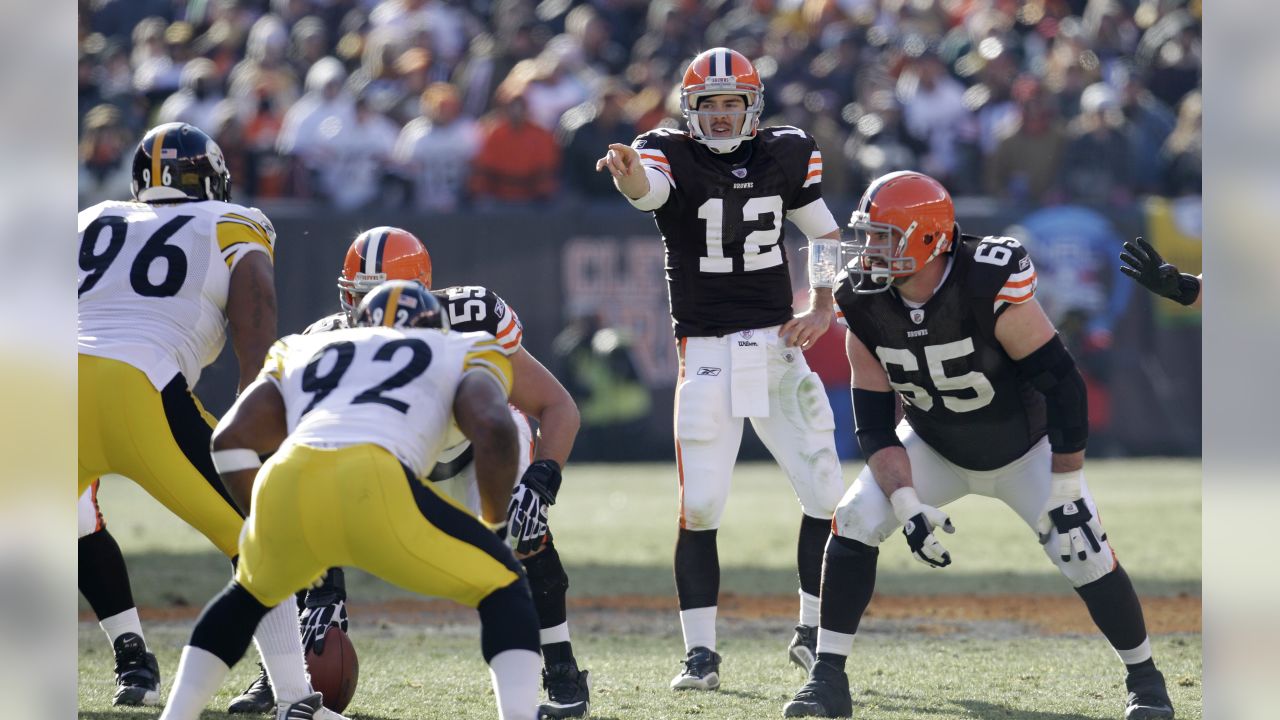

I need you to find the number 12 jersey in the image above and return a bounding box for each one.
[631,126,828,338]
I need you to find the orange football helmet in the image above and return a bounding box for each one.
[680,48,764,153]
[846,171,955,293]
[337,226,433,319]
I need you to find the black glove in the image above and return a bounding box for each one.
[1119,237,1201,306]
[300,568,348,655]
[506,460,561,555]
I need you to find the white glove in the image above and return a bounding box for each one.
[890,487,955,568]
[1036,471,1107,562]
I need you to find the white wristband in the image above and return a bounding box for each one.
[807,238,841,288]
[889,486,924,524]
[1048,470,1083,505]
[211,448,262,474]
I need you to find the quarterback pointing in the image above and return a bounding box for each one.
[782,171,1174,719]
[160,282,542,720]
[598,47,846,690]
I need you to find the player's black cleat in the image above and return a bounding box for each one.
[670,646,721,690]
[783,659,853,718]
[788,624,817,672]
[539,660,591,718]
[228,662,275,714]
[274,691,324,720]
[111,632,161,706]
[1125,666,1175,719]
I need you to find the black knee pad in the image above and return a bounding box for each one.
[828,534,879,559]
[477,578,541,662]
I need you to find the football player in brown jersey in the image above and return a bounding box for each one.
[782,171,1174,720]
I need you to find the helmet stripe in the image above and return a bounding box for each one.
[365,228,388,275]
[859,172,898,214]
[724,49,733,76]
[149,128,166,188]
[383,284,403,327]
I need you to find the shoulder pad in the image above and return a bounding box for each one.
[631,128,688,151]
[758,125,815,148]
[962,236,1038,314]
[301,312,349,335]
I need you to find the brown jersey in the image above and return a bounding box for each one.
[837,235,1046,470]
[631,126,826,338]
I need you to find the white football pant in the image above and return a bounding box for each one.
[832,426,1117,587]
[675,327,844,530]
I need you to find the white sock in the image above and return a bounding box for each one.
[799,590,821,627]
[253,601,312,702]
[540,621,571,646]
[488,648,541,720]
[816,628,854,657]
[101,607,145,647]
[1116,637,1153,666]
[159,646,229,720]
[679,606,717,652]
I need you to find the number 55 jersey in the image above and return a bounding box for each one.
[836,235,1047,471]
[259,327,512,478]
[78,199,276,390]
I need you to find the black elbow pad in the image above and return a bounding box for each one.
[1015,335,1088,453]
[852,388,902,459]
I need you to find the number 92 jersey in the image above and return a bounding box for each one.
[631,126,827,338]
[259,327,512,479]
[77,199,276,390]
[836,235,1047,471]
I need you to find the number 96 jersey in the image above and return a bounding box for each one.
[77,199,276,390]
[259,327,512,478]
[836,235,1047,471]
[631,126,828,338]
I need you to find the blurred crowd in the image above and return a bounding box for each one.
[78,0,1201,211]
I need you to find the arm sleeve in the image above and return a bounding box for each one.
[626,165,673,211]
[988,241,1038,318]
[217,207,277,271]
[257,338,290,386]
[788,135,825,209]
[463,339,515,397]
[786,197,840,239]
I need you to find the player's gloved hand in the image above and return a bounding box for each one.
[1119,237,1201,306]
[300,568,348,655]
[1035,471,1108,562]
[890,487,955,568]
[506,460,562,555]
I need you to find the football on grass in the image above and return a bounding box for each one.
[305,626,359,712]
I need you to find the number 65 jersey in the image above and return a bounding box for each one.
[260,327,513,479]
[836,235,1048,471]
[77,199,276,390]
[631,126,833,338]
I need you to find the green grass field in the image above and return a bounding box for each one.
[79,459,1202,719]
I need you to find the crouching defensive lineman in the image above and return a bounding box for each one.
[160,282,542,720]
[229,227,589,718]
[783,172,1174,719]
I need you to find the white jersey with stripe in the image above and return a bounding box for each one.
[260,327,512,478]
[78,199,276,390]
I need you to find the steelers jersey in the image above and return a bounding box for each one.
[836,235,1046,471]
[260,327,512,478]
[303,285,523,356]
[631,126,827,338]
[78,199,276,390]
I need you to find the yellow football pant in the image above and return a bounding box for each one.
[236,443,522,607]
[78,354,243,557]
